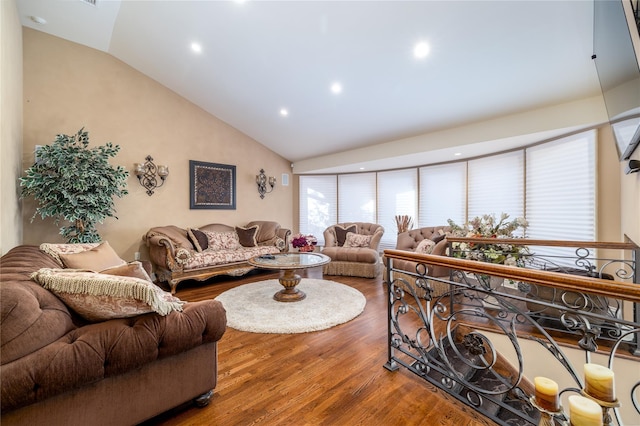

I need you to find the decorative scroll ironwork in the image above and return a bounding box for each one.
[133,155,169,196]
[384,244,639,426]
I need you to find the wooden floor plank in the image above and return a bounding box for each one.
[143,268,497,426]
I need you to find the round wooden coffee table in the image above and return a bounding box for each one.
[248,252,331,302]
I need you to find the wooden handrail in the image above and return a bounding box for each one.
[445,237,638,251]
[383,249,640,303]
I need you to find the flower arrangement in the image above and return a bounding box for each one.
[291,233,317,252]
[447,213,529,265]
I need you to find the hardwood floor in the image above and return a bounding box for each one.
[143,268,497,426]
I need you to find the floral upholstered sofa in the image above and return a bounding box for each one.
[143,221,291,293]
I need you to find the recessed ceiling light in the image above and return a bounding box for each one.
[331,82,342,94]
[359,167,365,170]
[29,16,47,25]
[413,41,430,59]
[191,43,202,53]
[454,152,462,156]
[280,108,289,117]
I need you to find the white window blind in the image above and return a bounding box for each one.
[377,169,418,250]
[468,150,525,228]
[338,173,376,223]
[526,131,596,264]
[419,163,466,227]
[299,175,337,246]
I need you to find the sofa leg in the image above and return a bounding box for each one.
[169,280,178,295]
[193,390,214,407]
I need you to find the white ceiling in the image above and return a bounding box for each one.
[17,0,603,173]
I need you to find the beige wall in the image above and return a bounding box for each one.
[620,147,640,245]
[597,125,623,243]
[22,28,293,261]
[0,0,23,255]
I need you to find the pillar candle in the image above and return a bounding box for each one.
[584,363,615,402]
[534,376,560,412]
[568,395,603,426]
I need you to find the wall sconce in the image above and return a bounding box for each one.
[256,168,276,198]
[133,155,169,196]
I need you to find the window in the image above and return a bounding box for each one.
[526,131,596,263]
[377,169,417,250]
[299,175,337,245]
[468,150,525,231]
[297,130,597,257]
[338,173,376,223]
[419,163,466,227]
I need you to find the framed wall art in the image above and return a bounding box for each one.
[189,160,236,209]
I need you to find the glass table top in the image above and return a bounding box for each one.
[248,252,331,269]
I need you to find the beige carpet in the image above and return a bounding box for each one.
[214,278,366,334]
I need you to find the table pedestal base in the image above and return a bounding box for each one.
[274,270,306,302]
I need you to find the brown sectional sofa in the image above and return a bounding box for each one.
[0,245,227,426]
[384,226,452,297]
[144,221,291,294]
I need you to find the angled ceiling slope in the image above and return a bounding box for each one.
[18,0,605,173]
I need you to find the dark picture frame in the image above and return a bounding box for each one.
[189,160,236,209]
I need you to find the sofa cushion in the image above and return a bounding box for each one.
[203,231,242,251]
[182,246,279,270]
[58,242,126,271]
[415,239,436,254]
[39,242,101,266]
[235,225,259,247]
[334,225,357,246]
[343,232,372,248]
[322,246,379,263]
[187,228,209,252]
[0,281,75,365]
[30,268,184,322]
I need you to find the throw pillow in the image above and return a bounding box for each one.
[432,233,447,244]
[187,228,209,252]
[235,225,259,247]
[30,268,184,322]
[343,232,372,248]
[101,261,153,282]
[334,225,357,246]
[203,231,242,251]
[274,237,286,251]
[58,242,126,271]
[415,239,436,254]
[39,242,101,266]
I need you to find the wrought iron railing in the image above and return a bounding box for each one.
[383,240,640,426]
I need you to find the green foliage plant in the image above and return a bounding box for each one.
[20,128,128,243]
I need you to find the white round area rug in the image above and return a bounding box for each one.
[214,279,366,334]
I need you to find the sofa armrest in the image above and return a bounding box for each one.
[323,227,337,247]
[0,300,226,412]
[276,228,291,252]
[143,227,194,272]
[368,228,384,251]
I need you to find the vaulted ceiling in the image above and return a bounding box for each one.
[17,0,603,173]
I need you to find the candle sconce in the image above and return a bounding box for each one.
[579,389,619,426]
[256,168,276,199]
[530,396,567,426]
[133,155,169,196]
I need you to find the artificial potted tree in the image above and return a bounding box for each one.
[20,128,128,243]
